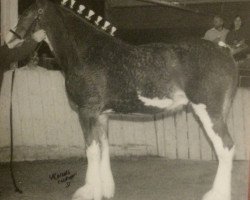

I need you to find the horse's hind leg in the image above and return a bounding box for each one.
[192,103,234,200]
[72,109,114,200]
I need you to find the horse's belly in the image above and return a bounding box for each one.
[137,89,189,112]
[138,95,173,109]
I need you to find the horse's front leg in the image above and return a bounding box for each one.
[72,108,102,200]
[72,109,114,200]
[99,115,115,199]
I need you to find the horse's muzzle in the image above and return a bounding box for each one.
[5,30,24,49]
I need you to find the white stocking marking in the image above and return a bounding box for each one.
[100,135,115,199]
[72,141,102,200]
[98,114,115,199]
[192,103,234,200]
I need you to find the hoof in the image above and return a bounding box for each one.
[72,184,102,200]
[202,190,230,200]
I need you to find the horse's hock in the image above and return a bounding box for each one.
[0,66,249,162]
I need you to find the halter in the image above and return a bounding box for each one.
[10,8,44,40]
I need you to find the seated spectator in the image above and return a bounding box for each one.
[203,15,229,44]
[226,15,248,59]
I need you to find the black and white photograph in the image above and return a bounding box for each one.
[0,0,249,200]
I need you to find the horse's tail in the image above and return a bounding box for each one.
[221,56,238,121]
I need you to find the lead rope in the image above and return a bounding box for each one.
[9,68,23,194]
[8,9,44,193]
[9,41,43,194]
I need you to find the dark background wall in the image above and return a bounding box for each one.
[17,0,250,46]
[106,2,250,44]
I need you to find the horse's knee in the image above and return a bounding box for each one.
[78,109,100,146]
[78,108,109,146]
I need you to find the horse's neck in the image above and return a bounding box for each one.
[68,18,134,56]
[46,26,82,73]
[46,11,136,73]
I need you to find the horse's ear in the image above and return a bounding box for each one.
[36,0,48,8]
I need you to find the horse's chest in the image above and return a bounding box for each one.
[65,70,106,107]
[65,73,83,92]
[64,74,84,104]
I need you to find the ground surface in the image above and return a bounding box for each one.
[0,158,248,200]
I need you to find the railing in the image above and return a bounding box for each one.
[0,67,249,162]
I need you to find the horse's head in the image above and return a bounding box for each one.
[5,0,51,49]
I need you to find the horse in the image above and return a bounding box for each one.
[6,0,238,199]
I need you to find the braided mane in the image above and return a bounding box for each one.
[60,0,117,36]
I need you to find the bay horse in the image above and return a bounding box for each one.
[6,0,238,199]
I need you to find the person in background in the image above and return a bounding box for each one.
[226,15,248,48]
[226,15,249,60]
[203,15,229,44]
[0,29,46,91]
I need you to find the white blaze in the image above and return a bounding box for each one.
[5,27,24,49]
[44,34,54,52]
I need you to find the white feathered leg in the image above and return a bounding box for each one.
[192,103,234,200]
[72,141,102,200]
[98,114,115,199]
[100,134,115,198]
